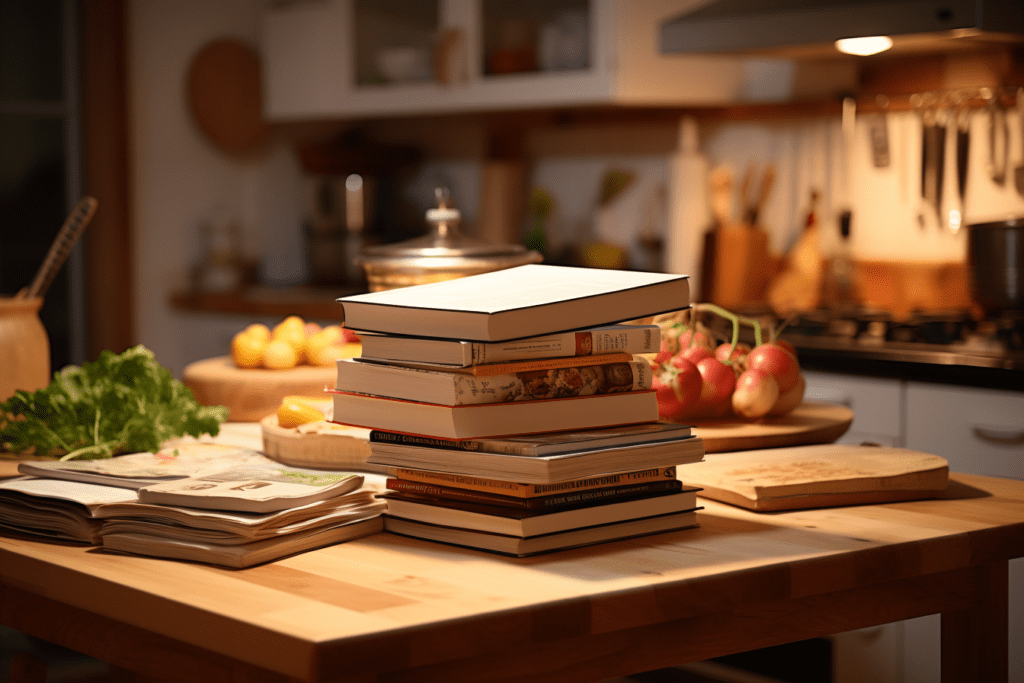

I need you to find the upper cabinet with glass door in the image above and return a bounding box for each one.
[261,0,847,120]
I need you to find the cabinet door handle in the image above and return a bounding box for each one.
[971,425,1024,445]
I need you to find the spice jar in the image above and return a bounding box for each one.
[356,188,542,292]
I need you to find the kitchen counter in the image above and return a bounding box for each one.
[1,469,1022,682]
[788,333,1024,391]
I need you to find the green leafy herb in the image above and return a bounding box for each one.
[0,345,229,460]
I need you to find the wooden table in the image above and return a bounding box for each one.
[0,466,1021,682]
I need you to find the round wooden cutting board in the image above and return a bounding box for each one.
[260,415,386,473]
[688,401,854,453]
[182,356,336,422]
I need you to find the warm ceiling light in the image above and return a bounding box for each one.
[835,36,894,55]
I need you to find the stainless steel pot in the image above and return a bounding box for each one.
[966,217,1024,316]
[355,188,542,291]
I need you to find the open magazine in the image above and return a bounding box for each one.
[17,444,277,490]
[1,444,388,566]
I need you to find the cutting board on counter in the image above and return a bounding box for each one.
[688,401,853,453]
[182,356,335,422]
[260,415,386,473]
[680,444,949,511]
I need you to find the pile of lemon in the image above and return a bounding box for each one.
[230,315,360,369]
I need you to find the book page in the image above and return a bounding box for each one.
[20,444,275,481]
[341,265,682,313]
[0,478,138,511]
[138,467,364,509]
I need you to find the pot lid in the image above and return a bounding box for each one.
[357,187,542,268]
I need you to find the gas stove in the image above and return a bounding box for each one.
[775,309,1024,371]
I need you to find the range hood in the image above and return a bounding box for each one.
[660,0,1024,58]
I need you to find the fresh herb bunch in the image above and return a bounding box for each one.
[0,345,229,460]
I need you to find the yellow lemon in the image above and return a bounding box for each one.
[303,328,338,366]
[231,331,267,369]
[243,323,271,343]
[273,315,305,337]
[262,339,298,369]
[277,401,325,428]
[320,325,343,344]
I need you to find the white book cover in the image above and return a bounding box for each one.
[338,265,688,341]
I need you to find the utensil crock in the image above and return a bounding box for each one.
[0,296,50,402]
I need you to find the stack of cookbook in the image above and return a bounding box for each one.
[334,264,706,556]
[0,444,386,567]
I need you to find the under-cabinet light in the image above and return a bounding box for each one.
[835,36,894,56]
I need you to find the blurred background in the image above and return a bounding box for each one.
[1,1,1022,681]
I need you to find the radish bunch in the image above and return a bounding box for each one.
[649,304,805,421]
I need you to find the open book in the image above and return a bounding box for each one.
[17,444,277,490]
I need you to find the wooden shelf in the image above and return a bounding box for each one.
[170,286,364,321]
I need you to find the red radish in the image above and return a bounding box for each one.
[732,368,780,419]
[775,338,798,360]
[653,359,702,419]
[653,339,675,367]
[654,376,685,418]
[680,345,713,365]
[768,373,805,416]
[715,342,750,365]
[747,343,800,391]
[678,328,714,351]
[696,357,736,406]
[670,358,702,407]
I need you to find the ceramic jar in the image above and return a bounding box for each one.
[0,296,50,402]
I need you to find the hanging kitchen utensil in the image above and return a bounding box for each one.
[868,95,890,168]
[914,94,930,230]
[921,101,946,229]
[952,104,970,234]
[1015,88,1024,198]
[17,196,98,300]
[986,88,1009,186]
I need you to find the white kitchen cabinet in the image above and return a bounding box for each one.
[905,382,1024,480]
[260,0,854,121]
[803,370,905,447]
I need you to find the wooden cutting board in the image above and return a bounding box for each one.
[679,444,949,511]
[260,415,386,473]
[688,401,853,453]
[182,356,336,422]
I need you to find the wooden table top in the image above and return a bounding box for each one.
[1,469,1022,682]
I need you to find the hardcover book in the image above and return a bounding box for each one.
[330,390,660,441]
[384,478,684,511]
[368,422,692,457]
[367,436,704,483]
[384,511,700,557]
[382,467,679,498]
[337,264,689,342]
[335,357,652,406]
[357,324,660,367]
[382,489,701,537]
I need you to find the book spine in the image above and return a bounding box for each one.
[386,478,682,511]
[369,430,475,451]
[469,353,632,377]
[451,360,652,406]
[471,326,660,364]
[386,467,677,498]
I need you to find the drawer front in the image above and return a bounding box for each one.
[803,371,904,446]
[905,382,1024,480]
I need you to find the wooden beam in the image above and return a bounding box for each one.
[80,0,133,359]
